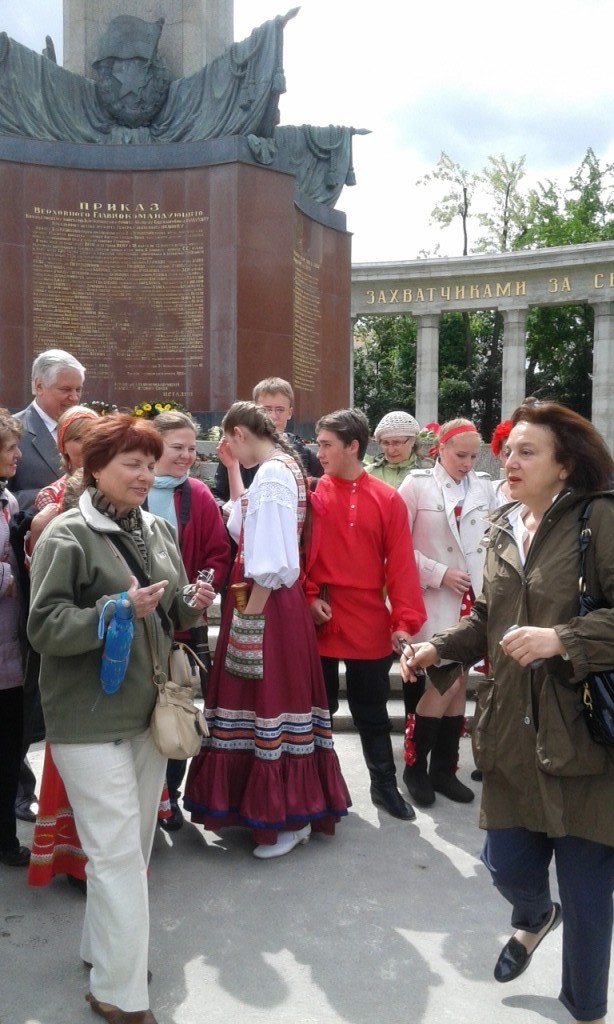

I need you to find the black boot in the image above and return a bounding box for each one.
[429,715,475,803]
[403,713,440,807]
[359,731,415,821]
[402,676,426,718]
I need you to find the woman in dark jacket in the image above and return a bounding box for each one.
[0,410,28,867]
[402,401,614,1024]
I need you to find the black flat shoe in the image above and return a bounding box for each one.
[66,873,87,895]
[14,797,38,823]
[0,844,31,866]
[159,804,184,832]
[494,902,562,982]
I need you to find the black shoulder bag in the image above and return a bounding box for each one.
[578,500,614,745]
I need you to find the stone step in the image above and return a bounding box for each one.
[204,610,481,728]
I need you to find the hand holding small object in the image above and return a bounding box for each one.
[400,640,438,683]
[500,625,564,668]
[187,568,215,609]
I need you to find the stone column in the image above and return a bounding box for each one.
[501,308,527,417]
[591,301,614,452]
[415,314,439,426]
[63,0,233,79]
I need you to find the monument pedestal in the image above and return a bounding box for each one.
[1,136,351,431]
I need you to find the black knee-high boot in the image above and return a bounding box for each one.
[403,713,440,806]
[429,715,474,803]
[359,730,415,821]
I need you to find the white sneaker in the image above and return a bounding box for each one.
[253,824,311,859]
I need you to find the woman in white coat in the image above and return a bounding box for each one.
[398,419,498,806]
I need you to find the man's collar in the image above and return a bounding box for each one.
[33,401,57,432]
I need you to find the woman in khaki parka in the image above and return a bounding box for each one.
[402,400,614,1024]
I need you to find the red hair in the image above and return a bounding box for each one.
[82,413,163,483]
[490,419,513,457]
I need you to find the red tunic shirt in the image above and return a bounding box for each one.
[305,471,426,660]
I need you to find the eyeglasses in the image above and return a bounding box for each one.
[380,437,413,448]
[260,406,290,417]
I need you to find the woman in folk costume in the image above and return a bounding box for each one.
[398,418,498,807]
[184,402,350,859]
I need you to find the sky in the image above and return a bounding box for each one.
[1,0,613,263]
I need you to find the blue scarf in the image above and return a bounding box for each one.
[149,473,189,530]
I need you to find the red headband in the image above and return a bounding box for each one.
[439,424,478,445]
[57,408,98,454]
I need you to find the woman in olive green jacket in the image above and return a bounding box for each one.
[28,414,213,1024]
[402,401,614,1024]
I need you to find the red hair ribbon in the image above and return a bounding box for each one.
[438,424,477,445]
[490,419,513,457]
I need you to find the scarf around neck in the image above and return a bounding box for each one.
[148,473,189,530]
[89,485,149,572]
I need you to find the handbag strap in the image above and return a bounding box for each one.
[171,639,209,675]
[143,617,167,688]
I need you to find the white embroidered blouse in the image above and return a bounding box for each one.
[227,459,300,589]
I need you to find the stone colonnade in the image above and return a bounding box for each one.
[351,242,614,452]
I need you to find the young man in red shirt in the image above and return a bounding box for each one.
[306,408,426,820]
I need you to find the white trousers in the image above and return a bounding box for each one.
[52,731,166,1012]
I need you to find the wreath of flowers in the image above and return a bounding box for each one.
[133,399,188,419]
[82,400,118,416]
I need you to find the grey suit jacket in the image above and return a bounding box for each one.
[8,403,62,510]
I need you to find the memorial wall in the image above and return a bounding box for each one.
[1,146,351,429]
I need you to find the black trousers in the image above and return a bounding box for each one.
[321,655,393,735]
[482,827,614,1021]
[0,686,24,850]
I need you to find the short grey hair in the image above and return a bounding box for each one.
[31,349,86,392]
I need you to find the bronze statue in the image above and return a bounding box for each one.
[0,10,367,206]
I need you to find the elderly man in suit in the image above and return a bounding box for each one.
[9,349,86,822]
[9,349,86,510]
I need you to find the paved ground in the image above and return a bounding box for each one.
[0,728,600,1024]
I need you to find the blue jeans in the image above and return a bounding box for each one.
[482,827,614,1021]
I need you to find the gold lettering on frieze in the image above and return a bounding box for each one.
[359,276,530,307]
[549,276,570,293]
[595,273,604,288]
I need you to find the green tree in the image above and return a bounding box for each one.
[353,315,417,430]
[475,154,527,253]
[520,149,614,411]
[417,151,479,257]
[520,148,614,249]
